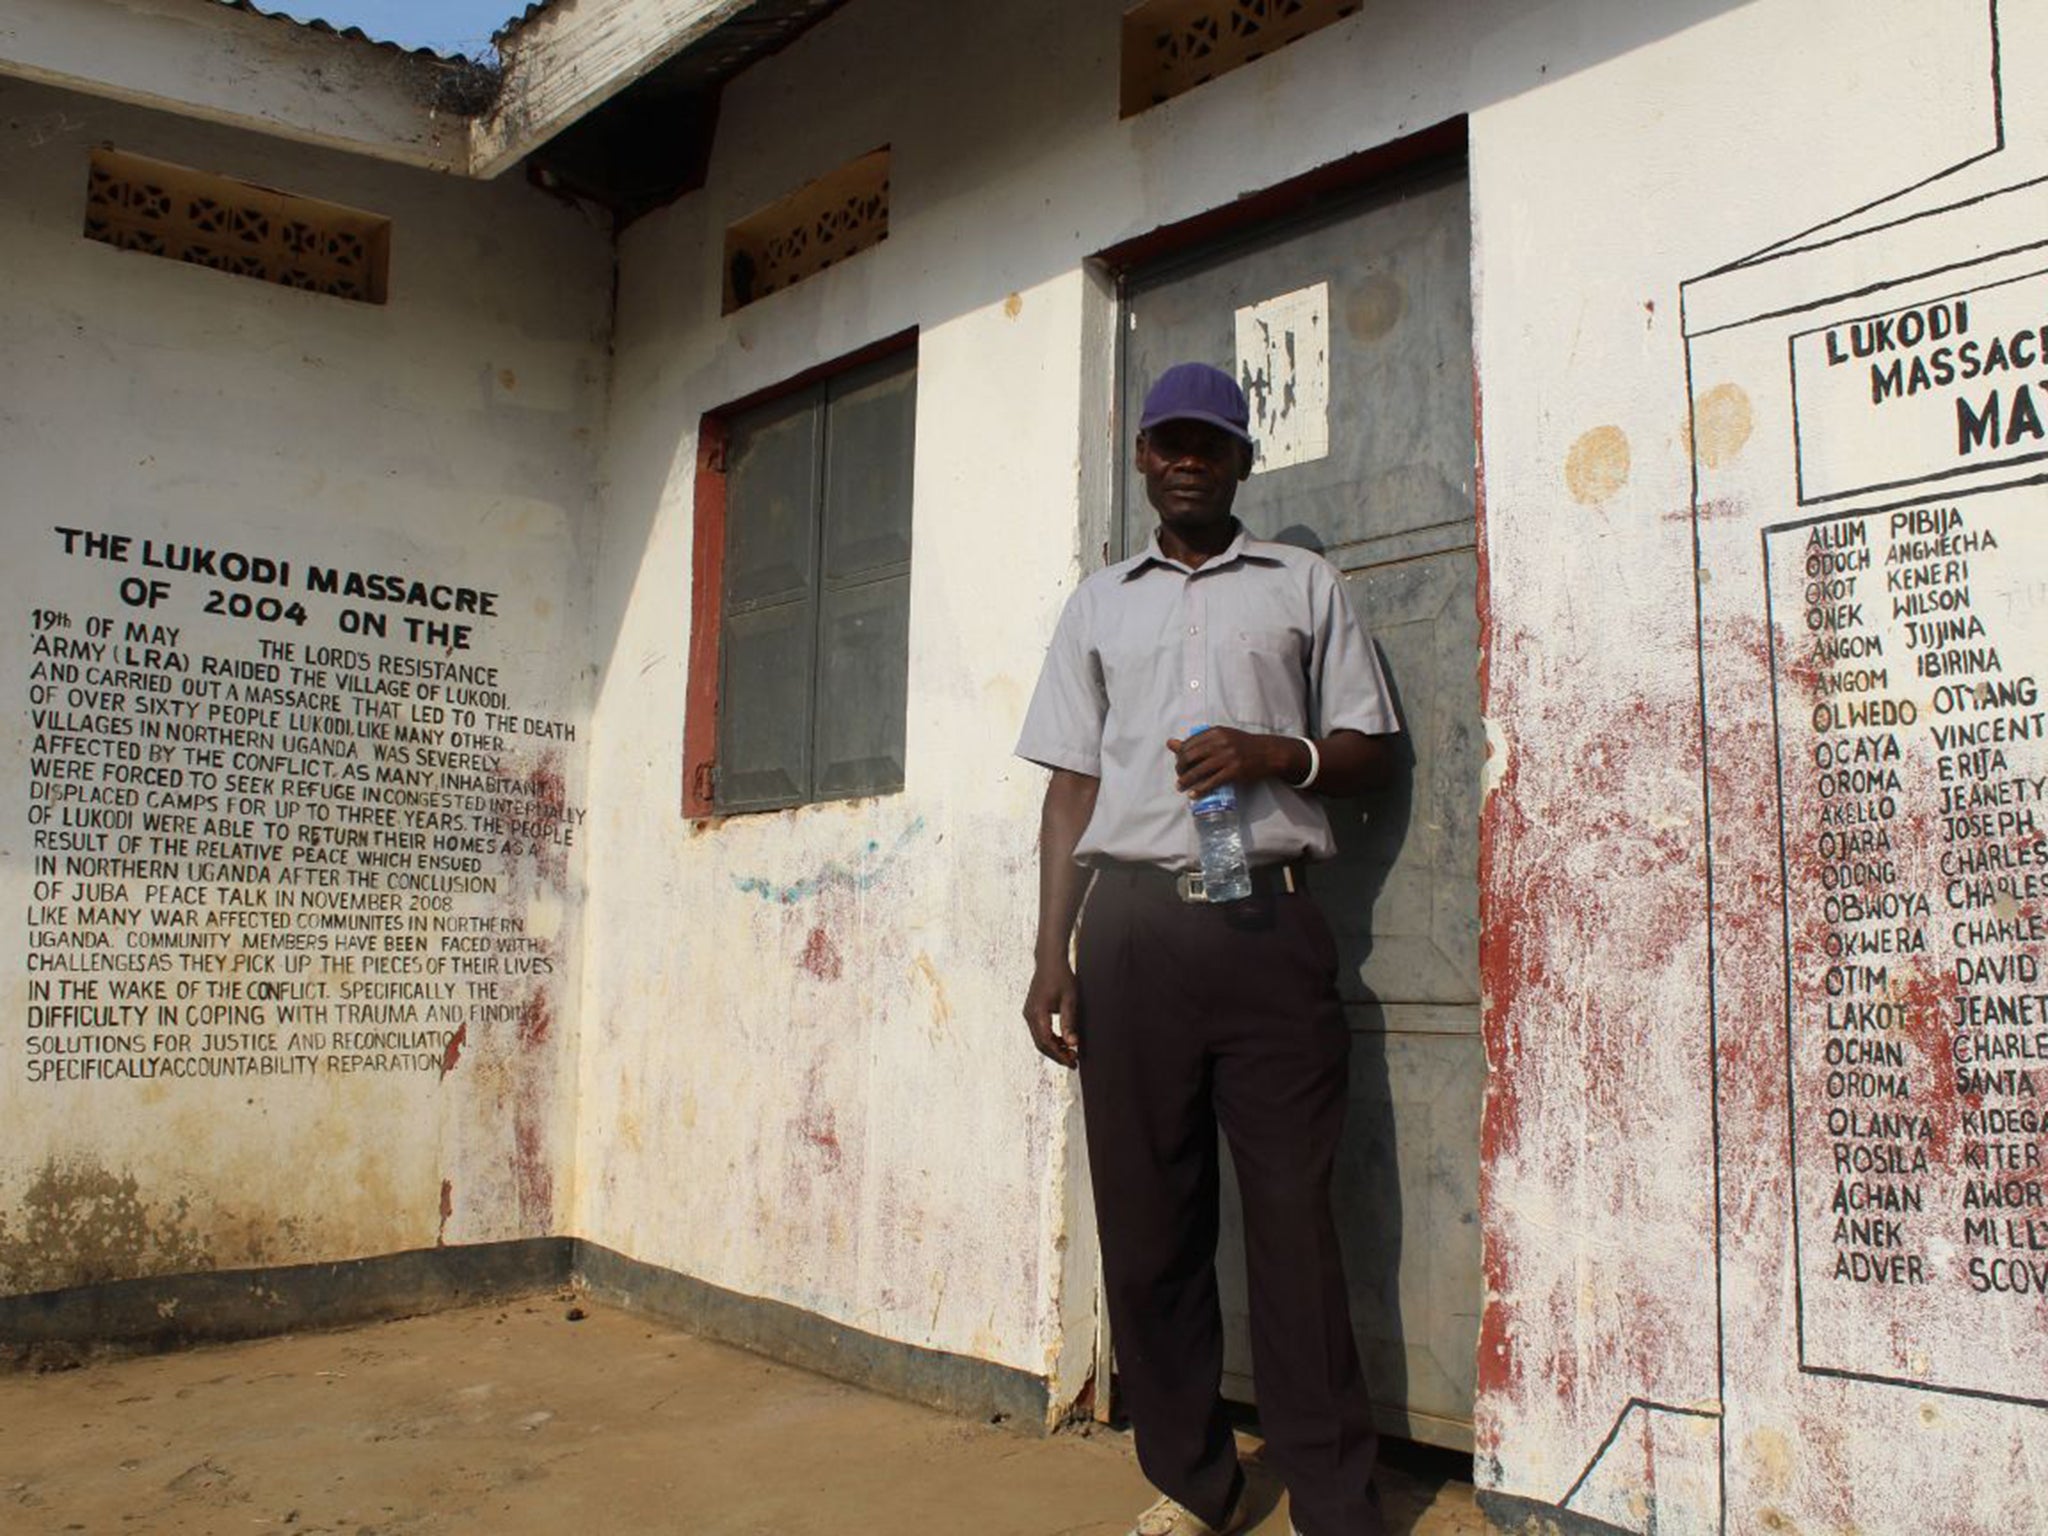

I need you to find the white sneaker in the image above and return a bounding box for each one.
[1127,1484,1250,1536]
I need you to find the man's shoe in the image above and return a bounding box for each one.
[1127,1484,1250,1536]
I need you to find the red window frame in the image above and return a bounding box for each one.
[682,328,919,819]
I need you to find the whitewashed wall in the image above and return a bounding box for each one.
[583,0,1525,1411]
[591,0,2048,1521]
[0,77,610,1291]
[8,0,2041,1523]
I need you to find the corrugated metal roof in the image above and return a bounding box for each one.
[210,0,481,65]
[199,0,841,168]
[211,1,730,68]
[207,0,508,115]
[492,1,563,46]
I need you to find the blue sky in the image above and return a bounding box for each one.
[257,1,522,59]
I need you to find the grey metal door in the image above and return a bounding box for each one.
[1118,164,1480,1450]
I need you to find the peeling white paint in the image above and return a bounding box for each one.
[1236,282,1330,474]
[1482,715,1511,797]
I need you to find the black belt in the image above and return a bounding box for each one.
[1096,861,1308,905]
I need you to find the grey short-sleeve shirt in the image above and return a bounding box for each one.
[1015,526,1399,870]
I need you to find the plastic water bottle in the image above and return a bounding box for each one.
[1187,727,1253,902]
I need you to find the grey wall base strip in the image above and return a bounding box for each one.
[0,1238,574,1364]
[1477,1490,1638,1535]
[1,1238,1053,1432]
[573,1241,1051,1428]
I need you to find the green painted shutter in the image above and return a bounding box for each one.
[714,349,916,811]
[814,354,916,798]
[717,393,821,810]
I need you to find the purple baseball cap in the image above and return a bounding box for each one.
[1139,362,1253,444]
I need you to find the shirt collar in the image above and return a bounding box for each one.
[1124,521,1277,579]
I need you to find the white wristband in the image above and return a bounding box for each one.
[1290,735,1320,791]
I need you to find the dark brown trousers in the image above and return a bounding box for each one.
[1076,868,1381,1536]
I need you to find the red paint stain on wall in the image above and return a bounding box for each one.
[523,757,572,888]
[437,1179,453,1246]
[1887,960,1962,1162]
[439,1022,467,1077]
[801,1108,843,1170]
[1474,730,1529,1415]
[509,987,557,1231]
[492,750,575,891]
[800,925,843,981]
[512,1099,554,1230]
[517,992,552,1050]
[796,1063,844,1175]
[1476,603,1719,1449]
[1471,371,1520,1429]
[523,759,569,835]
[1665,494,1743,524]
[1473,1236,1520,1405]
[461,732,567,1239]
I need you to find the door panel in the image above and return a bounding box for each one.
[1119,162,1480,1450]
[1121,170,1474,562]
[1219,1030,1483,1448]
[1321,553,1482,1010]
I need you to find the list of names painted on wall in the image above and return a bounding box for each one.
[1766,487,2048,1402]
[19,526,581,1087]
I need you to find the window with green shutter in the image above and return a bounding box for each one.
[708,349,916,813]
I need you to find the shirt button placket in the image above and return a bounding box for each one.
[1183,579,1206,719]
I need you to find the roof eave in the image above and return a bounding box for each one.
[471,0,759,180]
[0,0,472,174]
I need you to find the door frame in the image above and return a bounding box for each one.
[1083,114,1482,1437]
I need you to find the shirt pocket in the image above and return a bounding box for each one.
[1097,632,1175,718]
[1216,625,1308,732]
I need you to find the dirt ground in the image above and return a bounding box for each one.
[0,1298,1487,1535]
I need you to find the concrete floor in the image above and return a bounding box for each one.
[0,1298,1487,1535]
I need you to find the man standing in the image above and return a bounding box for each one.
[1016,363,1399,1536]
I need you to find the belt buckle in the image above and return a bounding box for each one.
[1174,871,1209,904]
